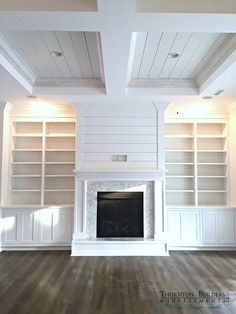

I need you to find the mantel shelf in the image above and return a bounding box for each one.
[73,169,166,181]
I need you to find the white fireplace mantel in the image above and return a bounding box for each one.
[73,169,166,181]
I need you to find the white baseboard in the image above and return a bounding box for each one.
[1,246,71,251]
[71,239,169,256]
[169,246,236,251]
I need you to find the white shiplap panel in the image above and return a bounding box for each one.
[159,33,192,78]
[39,31,72,78]
[190,33,229,79]
[26,31,64,78]
[83,143,157,153]
[85,32,101,78]
[138,32,162,78]
[84,125,157,135]
[70,32,93,78]
[149,32,177,78]
[84,134,157,144]
[3,31,50,78]
[131,32,148,78]
[85,117,157,126]
[54,32,83,78]
[179,33,221,78]
[169,33,205,78]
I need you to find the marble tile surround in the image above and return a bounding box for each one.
[86,181,154,239]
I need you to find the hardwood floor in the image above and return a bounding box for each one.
[0,251,236,314]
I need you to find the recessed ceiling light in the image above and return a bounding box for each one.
[168,52,179,59]
[27,95,37,99]
[50,51,63,58]
[202,96,213,100]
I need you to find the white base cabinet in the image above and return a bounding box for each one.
[0,207,73,250]
[168,208,236,249]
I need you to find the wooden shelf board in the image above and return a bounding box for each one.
[13,149,42,152]
[165,135,193,138]
[198,176,227,178]
[44,189,74,192]
[13,134,43,137]
[166,162,194,165]
[45,149,75,152]
[166,190,194,193]
[166,150,194,152]
[11,189,41,192]
[11,175,41,177]
[198,190,227,193]
[46,134,75,137]
[45,162,75,164]
[166,175,194,178]
[45,175,74,177]
[12,162,42,164]
[197,163,227,165]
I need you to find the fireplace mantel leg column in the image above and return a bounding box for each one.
[71,180,87,255]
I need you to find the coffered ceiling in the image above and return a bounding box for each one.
[0,0,236,105]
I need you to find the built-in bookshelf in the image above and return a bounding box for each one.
[165,121,227,207]
[10,120,76,206]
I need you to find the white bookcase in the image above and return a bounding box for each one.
[165,121,228,207]
[9,119,76,207]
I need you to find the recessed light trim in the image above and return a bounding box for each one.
[168,52,179,59]
[50,51,63,58]
[202,96,213,100]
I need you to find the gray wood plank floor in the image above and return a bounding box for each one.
[0,251,236,314]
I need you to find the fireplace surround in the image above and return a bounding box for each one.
[72,170,168,256]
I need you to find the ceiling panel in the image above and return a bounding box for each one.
[1,31,102,80]
[131,32,226,79]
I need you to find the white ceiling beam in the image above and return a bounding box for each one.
[97,0,136,97]
[0,12,101,31]
[136,0,236,14]
[0,53,32,92]
[133,13,236,33]
[198,35,236,95]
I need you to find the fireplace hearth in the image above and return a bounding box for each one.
[97,191,144,238]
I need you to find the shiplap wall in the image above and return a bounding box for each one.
[79,103,159,168]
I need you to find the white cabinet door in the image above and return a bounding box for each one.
[218,212,235,244]
[19,212,36,243]
[182,212,200,244]
[2,212,17,243]
[202,210,235,245]
[168,211,182,244]
[38,208,73,244]
[168,210,200,245]
[53,210,73,243]
[202,211,218,244]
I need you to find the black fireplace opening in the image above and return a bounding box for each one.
[97,191,144,238]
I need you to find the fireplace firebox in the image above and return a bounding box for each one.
[97,191,144,238]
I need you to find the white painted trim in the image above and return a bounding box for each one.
[128,78,199,96]
[33,79,106,95]
[74,169,166,181]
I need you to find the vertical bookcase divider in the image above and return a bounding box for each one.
[193,123,198,206]
[41,121,46,206]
